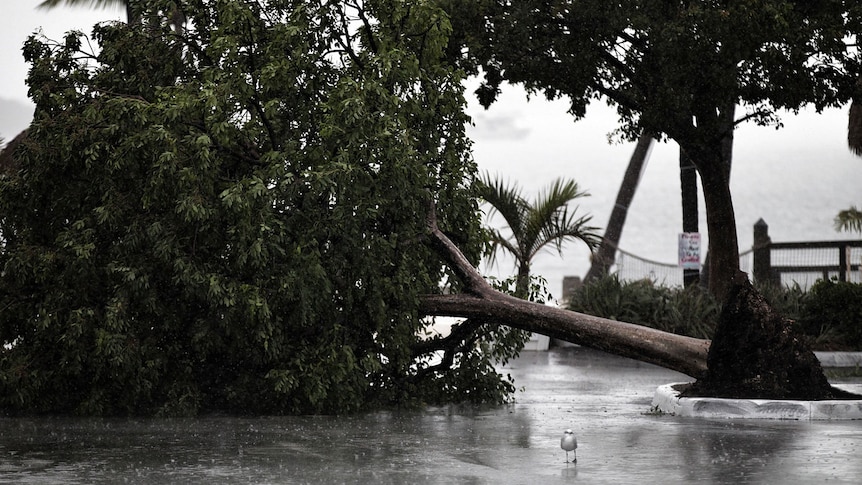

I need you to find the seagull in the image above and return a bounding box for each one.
[561,429,577,463]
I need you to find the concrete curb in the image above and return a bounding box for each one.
[815,352,862,368]
[652,382,862,420]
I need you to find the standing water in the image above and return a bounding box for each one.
[1,346,860,484]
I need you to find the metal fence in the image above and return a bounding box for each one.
[613,247,685,287]
[752,219,862,288]
[606,219,861,290]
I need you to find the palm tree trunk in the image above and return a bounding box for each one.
[515,261,531,299]
[849,76,862,156]
[126,2,136,24]
[584,133,653,282]
[680,147,699,286]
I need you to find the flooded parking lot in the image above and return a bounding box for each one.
[1,346,860,484]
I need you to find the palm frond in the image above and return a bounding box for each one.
[476,173,527,232]
[835,206,862,234]
[478,173,599,282]
[525,178,595,257]
[484,228,522,268]
[37,0,127,9]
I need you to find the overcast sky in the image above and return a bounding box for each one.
[2,2,860,293]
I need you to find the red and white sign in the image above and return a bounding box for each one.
[678,232,701,269]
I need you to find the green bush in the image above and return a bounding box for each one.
[798,280,862,350]
[753,282,807,322]
[568,275,862,350]
[567,274,719,340]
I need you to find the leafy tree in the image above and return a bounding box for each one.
[0,0,503,415]
[6,1,857,415]
[477,173,598,298]
[433,0,862,400]
[448,0,862,300]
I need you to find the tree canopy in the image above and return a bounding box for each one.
[0,0,525,415]
[446,0,862,298]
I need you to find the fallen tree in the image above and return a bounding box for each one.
[422,202,859,401]
[419,201,710,379]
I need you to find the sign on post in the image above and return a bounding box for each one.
[678,232,701,269]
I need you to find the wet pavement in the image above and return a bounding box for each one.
[1,346,860,484]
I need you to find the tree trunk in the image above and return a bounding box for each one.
[421,292,709,377]
[422,201,710,378]
[686,143,739,301]
[515,260,530,299]
[127,2,139,25]
[584,133,653,282]
[849,76,862,156]
[682,273,853,400]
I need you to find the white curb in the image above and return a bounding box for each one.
[652,382,862,420]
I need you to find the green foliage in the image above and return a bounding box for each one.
[0,0,506,415]
[448,0,862,298]
[455,1,862,139]
[568,274,719,339]
[798,280,862,350]
[569,275,862,350]
[403,275,543,407]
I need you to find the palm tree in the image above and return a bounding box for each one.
[835,206,862,234]
[38,0,136,24]
[477,173,599,299]
[584,133,653,283]
[38,1,185,29]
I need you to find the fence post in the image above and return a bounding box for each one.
[839,244,849,282]
[561,276,582,304]
[752,218,774,285]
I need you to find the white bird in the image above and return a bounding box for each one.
[561,429,577,463]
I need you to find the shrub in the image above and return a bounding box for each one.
[754,281,807,322]
[569,275,862,350]
[798,280,862,350]
[567,274,719,340]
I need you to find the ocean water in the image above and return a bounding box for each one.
[466,85,862,298]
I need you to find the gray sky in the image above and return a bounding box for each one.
[2,1,860,294]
